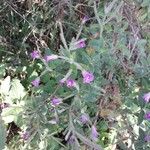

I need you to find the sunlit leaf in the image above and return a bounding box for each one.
[0,76,11,96]
[9,79,26,100]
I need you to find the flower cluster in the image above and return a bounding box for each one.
[31,71,94,88]
[30,50,58,62]
[59,71,94,89]
[30,52,59,88]
[30,49,95,88]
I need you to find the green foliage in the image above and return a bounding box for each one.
[0,117,6,150]
[0,0,150,150]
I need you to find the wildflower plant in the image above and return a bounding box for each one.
[0,0,150,150]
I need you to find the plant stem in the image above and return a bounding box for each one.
[93,1,103,38]
[58,21,70,54]
[58,56,83,70]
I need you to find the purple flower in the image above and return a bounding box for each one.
[91,125,99,142]
[82,71,94,84]
[144,112,150,120]
[30,50,40,59]
[75,39,86,49]
[144,135,150,142]
[51,98,62,107]
[44,55,58,62]
[59,79,65,85]
[143,92,150,103]
[66,79,76,88]
[82,16,89,24]
[21,131,30,141]
[80,114,89,124]
[0,103,10,109]
[68,135,75,144]
[31,78,40,87]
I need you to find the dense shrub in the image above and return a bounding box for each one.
[0,0,150,149]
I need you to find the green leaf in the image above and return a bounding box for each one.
[89,24,100,35]
[69,38,86,51]
[59,45,70,57]
[43,80,56,93]
[0,76,11,96]
[0,64,5,78]
[44,48,53,55]
[137,39,147,48]
[41,73,50,83]
[135,128,145,149]
[82,86,99,102]
[47,59,62,70]
[88,38,104,51]
[9,79,26,100]
[138,95,145,108]
[79,50,92,65]
[141,0,150,7]
[99,121,108,131]
[0,117,6,150]
[138,110,144,125]
[28,70,38,81]
[117,141,128,150]
[1,106,23,123]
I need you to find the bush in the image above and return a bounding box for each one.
[0,0,150,149]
